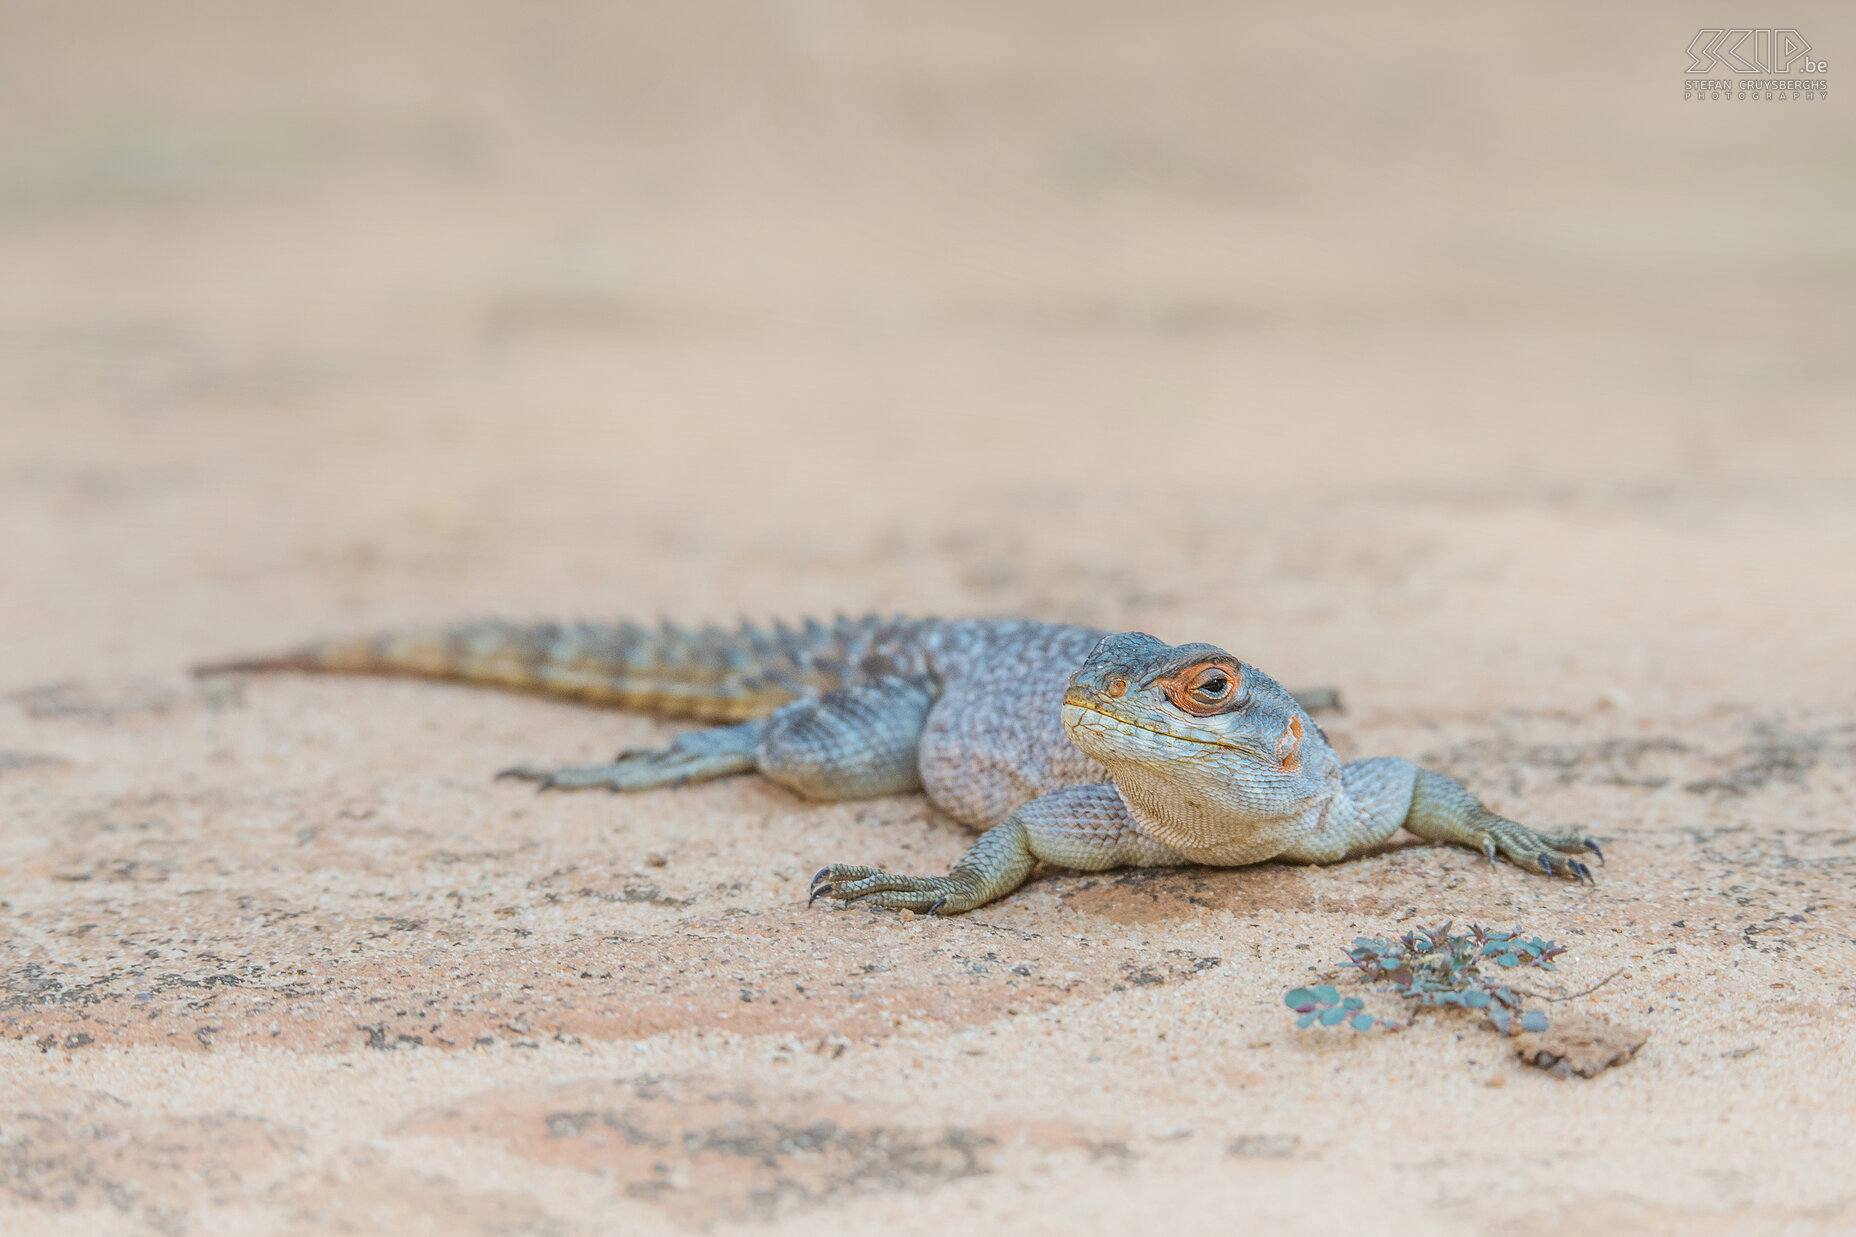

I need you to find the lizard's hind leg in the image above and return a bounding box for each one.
[498,675,936,798]
[499,719,765,792]
[756,676,936,801]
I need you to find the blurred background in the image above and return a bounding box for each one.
[3,1,1853,714]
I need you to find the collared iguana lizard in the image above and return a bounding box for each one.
[199,615,1598,913]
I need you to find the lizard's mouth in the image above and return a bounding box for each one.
[1060,694,1242,752]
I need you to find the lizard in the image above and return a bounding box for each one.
[197,615,1598,914]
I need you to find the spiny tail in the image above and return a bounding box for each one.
[193,616,918,722]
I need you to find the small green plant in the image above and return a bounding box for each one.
[1282,984,1393,1031]
[1285,922,1566,1034]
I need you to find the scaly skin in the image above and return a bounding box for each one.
[809,631,1598,913]
[201,617,1128,826]
[200,617,1592,914]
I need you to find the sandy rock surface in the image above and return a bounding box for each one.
[3,5,1854,1234]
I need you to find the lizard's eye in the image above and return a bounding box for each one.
[1164,662,1242,716]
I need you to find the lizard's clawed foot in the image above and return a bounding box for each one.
[1472,818,1600,884]
[497,721,763,792]
[808,864,987,915]
[496,755,673,792]
[497,738,757,792]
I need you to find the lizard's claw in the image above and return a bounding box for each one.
[806,867,838,907]
[1536,852,1597,884]
[808,864,987,915]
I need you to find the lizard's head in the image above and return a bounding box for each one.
[1060,632,1331,845]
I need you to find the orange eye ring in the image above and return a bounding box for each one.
[1160,661,1243,716]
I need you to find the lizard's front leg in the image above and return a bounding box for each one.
[1402,764,1601,879]
[810,782,1182,914]
[1279,757,1599,881]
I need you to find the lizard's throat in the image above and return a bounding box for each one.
[1107,762,1294,864]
